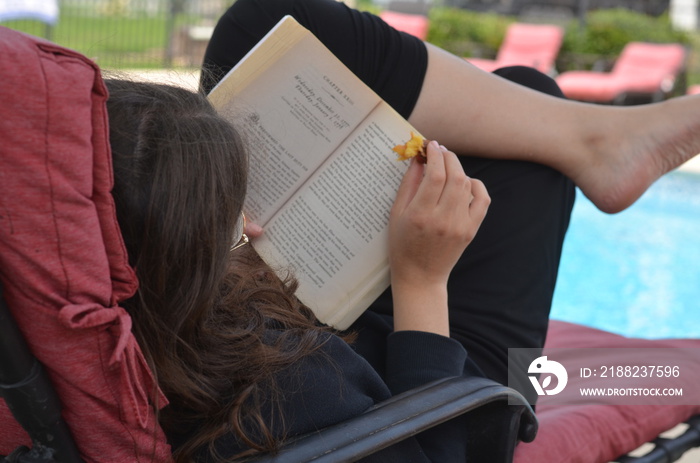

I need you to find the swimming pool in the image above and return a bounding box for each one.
[550,169,700,339]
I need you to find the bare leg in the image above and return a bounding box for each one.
[410,44,700,213]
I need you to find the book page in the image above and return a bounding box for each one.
[208,17,380,225]
[253,102,416,329]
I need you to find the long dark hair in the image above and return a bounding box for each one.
[105,79,332,462]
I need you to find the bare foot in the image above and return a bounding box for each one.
[570,96,700,214]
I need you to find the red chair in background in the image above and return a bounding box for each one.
[467,23,564,75]
[556,42,687,104]
[379,10,430,40]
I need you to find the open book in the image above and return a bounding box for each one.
[208,16,420,330]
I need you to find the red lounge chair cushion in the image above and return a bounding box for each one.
[556,42,686,102]
[0,27,171,462]
[467,23,563,75]
[380,10,429,40]
[515,320,700,463]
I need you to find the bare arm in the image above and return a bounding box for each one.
[389,141,490,336]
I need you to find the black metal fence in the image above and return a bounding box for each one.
[0,0,232,69]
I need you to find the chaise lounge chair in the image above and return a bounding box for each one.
[555,42,687,105]
[466,23,564,76]
[379,10,429,40]
[515,321,700,462]
[2,25,700,463]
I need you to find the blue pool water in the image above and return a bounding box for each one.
[550,170,700,339]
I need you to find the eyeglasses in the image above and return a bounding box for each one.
[230,213,249,252]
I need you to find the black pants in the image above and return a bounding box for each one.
[358,67,575,394]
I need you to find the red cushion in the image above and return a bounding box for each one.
[515,320,700,463]
[553,71,625,101]
[556,42,685,102]
[0,26,171,461]
[467,23,563,75]
[379,11,429,40]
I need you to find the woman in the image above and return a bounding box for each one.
[200,3,700,438]
[105,78,503,462]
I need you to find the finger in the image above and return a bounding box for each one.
[393,157,425,214]
[468,178,490,224]
[244,221,265,238]
[436,149,470,210]
[413,141,447,208]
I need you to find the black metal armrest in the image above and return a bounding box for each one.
[251,375,537,463]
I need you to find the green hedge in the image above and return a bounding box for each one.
[426,8,511,55]
[561,9,689,56]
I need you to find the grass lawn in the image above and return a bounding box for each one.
[2,8,187,68]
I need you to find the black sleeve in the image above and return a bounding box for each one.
[384,330,471,462]
[201,0,428,119]
[350,312,476,462]
[385,330,468,394]
[271,332,471,463]
[198,332,430,462]
[194,330,470,462]
[270,331,467,431]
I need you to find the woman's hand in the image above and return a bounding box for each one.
[389,141,490,336]
[244,220,264,239]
